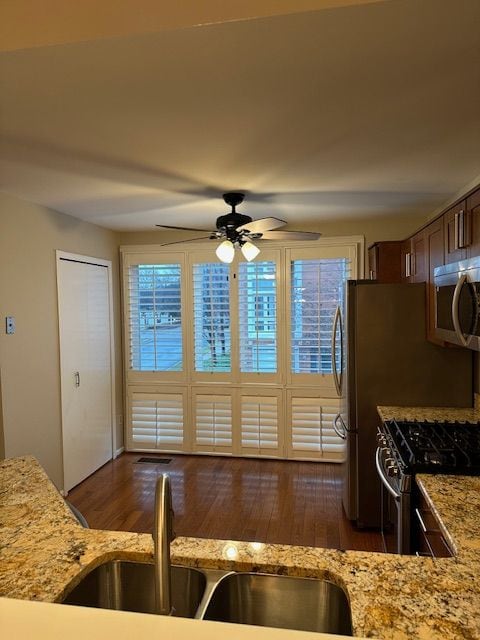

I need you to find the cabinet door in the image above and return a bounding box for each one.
[444,200,468,263]
[368,242,402,283]
[467,189,480,258]
[411,232,426,283]
[368,245,378,280]
[413,486,452,558]
[424,218,444,344]
[401,239,413,282]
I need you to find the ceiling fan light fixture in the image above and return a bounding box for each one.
[240,241,260,262]
[216,240,235,263]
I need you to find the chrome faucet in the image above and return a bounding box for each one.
[153,474,175,615]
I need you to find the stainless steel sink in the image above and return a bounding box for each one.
[62,562,352,635]
[201,572,353,636]
[62,561,206,618]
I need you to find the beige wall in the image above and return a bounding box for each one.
[0,192,122,488]
[0,199,434,482]
[0,370,4,459]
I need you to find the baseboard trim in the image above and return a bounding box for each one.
[114,447,125,459]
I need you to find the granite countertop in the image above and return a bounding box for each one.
[2,455,480,639]
[377,404,480,423]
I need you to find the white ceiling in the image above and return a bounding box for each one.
[1,0,479,231]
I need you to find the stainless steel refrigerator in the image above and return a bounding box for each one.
[338,281,473,528]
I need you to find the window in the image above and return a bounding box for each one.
[193,263,231,372]
[123,239,361,460]
[238,260,277,373]
[290,258,348,375]
[128,263,182,371]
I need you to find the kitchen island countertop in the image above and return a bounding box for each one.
[2,454,480,639]
[377,404,480,424]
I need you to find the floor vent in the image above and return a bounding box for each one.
[135,457,172,464]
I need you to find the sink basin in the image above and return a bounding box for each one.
[62,561,206,618]
[201,572,353,635]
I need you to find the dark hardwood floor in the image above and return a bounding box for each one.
[68,453,383,552]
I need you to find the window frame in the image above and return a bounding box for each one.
[285,244,357,394]
[121,237,363,461]
[123,252,188,384]
[237,248,282,385]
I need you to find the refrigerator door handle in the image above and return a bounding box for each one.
[331,306,343,396]
[332,413,347,440]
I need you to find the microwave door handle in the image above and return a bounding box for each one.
[452,274,469,347]
[375,448,401,500]
[331,306,341,396]
[332,413,347,440]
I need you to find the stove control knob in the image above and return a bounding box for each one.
[387,464,398,477]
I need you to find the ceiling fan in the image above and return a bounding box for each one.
[156,192,321,263]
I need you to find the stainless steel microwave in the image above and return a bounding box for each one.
[434,256,480,351]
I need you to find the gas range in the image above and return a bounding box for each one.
[379,419,480,477]
[376,419,480,555]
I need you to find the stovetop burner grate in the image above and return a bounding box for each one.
[382,420,480,475]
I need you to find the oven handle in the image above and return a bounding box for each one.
[452,274,469,347]
[375,448,401,500]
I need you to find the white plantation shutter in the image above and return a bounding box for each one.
[128,263,182,371]
[122,241,360,462]
[290,258,349,375]
[240,395,280,455]
[238,261,277,373]
[193,263,231,373]
[195,393,233,452]
[289,396,345,461]
[129,392,184,451]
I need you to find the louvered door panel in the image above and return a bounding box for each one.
[288,395,345,461]
[240,394,281,456]
[128,391,185,451]
[194,392,233,453]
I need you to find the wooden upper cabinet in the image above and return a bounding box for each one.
[367,241,402,283]
[467,188,480,259]
[444,199,469,263]
[401,238,413,282]
[411,231,426,283]
[424,218,444,344]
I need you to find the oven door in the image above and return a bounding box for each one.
[375,448,411,554]
[434,258,480,350]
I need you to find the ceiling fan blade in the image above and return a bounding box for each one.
[237,217,286,233]
[259,230,322,241]
[159,236,214,247]
[156,224,214,232]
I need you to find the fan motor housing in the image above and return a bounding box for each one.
[216,213,252,232]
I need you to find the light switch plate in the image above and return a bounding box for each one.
[6,316,15,334]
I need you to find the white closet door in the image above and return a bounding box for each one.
[58,258,113,491]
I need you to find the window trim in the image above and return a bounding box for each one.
[121,236,363,462]
[285,244,358,392]
[123,252,188,384]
